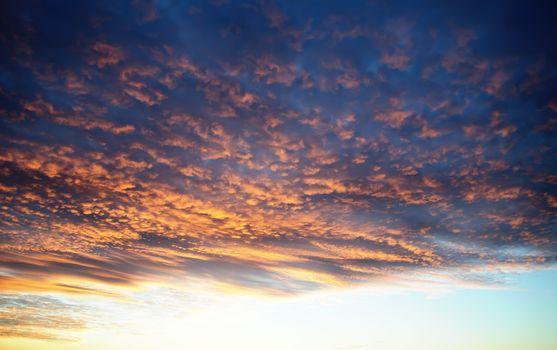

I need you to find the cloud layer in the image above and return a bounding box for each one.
[1,0,557,338]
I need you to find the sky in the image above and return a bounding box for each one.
[0,0,557,349]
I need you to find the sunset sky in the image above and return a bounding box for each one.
[1,1,557,349]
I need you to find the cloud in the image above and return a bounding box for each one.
[0,294,87,341]
[87,42,125,68]
[375,110,413,128]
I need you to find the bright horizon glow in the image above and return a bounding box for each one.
[1,269,556,350]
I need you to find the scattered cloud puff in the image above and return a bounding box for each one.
[0,0,557,340]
